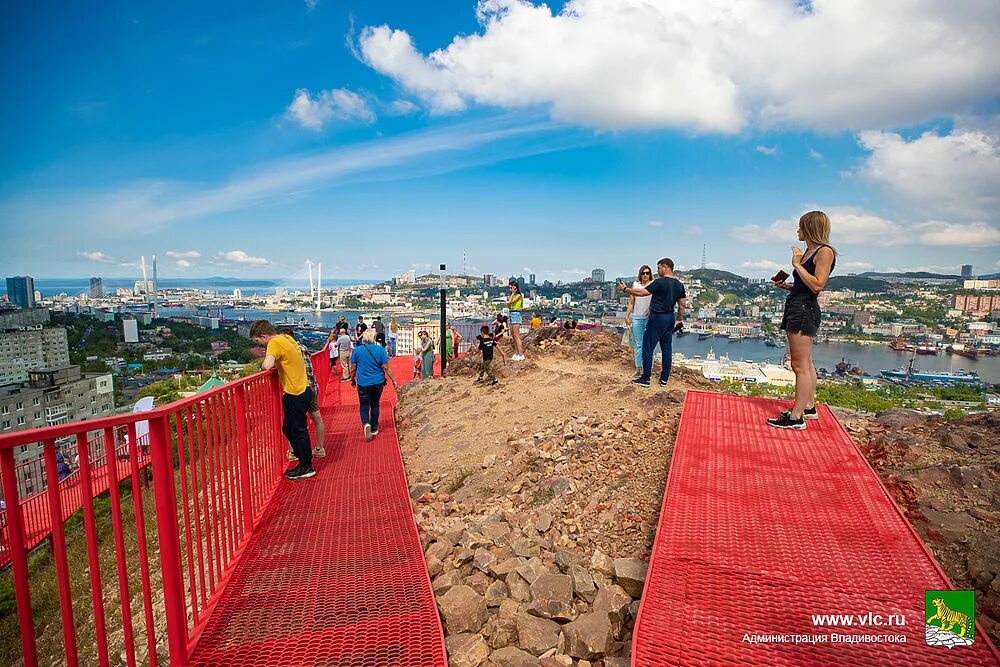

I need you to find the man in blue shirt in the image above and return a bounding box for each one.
[620,257,686,387]
[350,329,398,441]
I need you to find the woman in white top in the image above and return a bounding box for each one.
[625,264,657,377]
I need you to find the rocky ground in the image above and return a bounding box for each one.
[395,326,1000,665]
[841,408,1000,647]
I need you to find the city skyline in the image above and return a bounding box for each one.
[2,1,999,281]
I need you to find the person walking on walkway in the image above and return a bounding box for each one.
[350,329,398,441]
[354,315,367,346]
[337,329,353,381]
[620,258,686,388]
[767,211,837,430]
[373,315,386,347]
[251,320,315,479]
[327,327,339,369]
[387,317,399,356]
[471,325,499,385]
[507,279,526,361]
[279,328,327,459]
[625,264,657,379]
[418,330,435,379]
[335,316,349,335]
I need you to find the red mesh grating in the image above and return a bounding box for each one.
[188,358,446,666]
[632,391,1000,666]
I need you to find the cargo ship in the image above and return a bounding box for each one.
[880,359,980,385]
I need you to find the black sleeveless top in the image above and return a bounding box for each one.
[789,245,835,299]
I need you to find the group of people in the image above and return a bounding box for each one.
[619,210,836,431]
[328,315,401,383]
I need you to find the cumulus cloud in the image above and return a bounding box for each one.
[808,148,823,160]
[285,88,376,131]
[756,145,779,156]
[732,208,905,246]
[838,261,875,271]
[219,250,271,266]
[78,251,115,263]
[648,220,663,227]
[166,250,200,259]
[742,259,783,271]
[562,268,588,276]
[176,259,192,269]
[911,221,1000,246]
[304,0,318,9]
[686,225,703,235]
[857,125,1000,220]
[358,0,1000,132]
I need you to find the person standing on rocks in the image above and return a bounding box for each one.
[471,325,500,385]
[250,320,315,479]
[507,279,526,361]
[625,264,657,379]
[350,328,397,441]
[620,258,686,388]
[767,210,836,430]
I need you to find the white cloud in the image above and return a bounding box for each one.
[838,261,875,271]
[522,267,534,273]
[176,259,192,269]
[219,250,271,266]
[756,145,779,156]
[857,125,1000,220]
[648,220,663,227]
[386,99,419,116]
[742,259,783,271]
[731,208,905,246]
[304,0,318,9]
[808,148,823,160]
[562,268,587,276]
[285,88,376,131]
[685,225,703,235]
[410,263,432,270]
[911,221,1000,246]
[78,251,115,263]
[166,250,200,259]
[359,1,1000,132]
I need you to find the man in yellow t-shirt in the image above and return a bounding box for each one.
[251,320,315,480]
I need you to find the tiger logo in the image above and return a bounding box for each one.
[927,598,972,638]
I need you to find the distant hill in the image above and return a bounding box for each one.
[826,276,891,292]
[680,268,746,282]
[859,271,961,280]
[977,272,1000,280]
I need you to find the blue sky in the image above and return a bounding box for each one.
[2,0,999,283]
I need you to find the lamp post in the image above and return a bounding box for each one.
[440,264,447,374]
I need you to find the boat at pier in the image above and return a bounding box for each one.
[881,359,980,385]
[915,344,937,355]
[698,332,713,340]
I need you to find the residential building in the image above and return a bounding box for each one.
[0,308,50,329]
[89,277,104,298]
[123,318,139,343]
[962,279,1000,290]
[6,276,36,309]
[592,269,606,283]
[952,293,1000,314]
[0,327,71,385]
[961,264,973,279]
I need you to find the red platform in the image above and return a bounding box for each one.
[187,358,446,666]
[632,391,1000,666]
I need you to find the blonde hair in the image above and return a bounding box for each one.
[799,211,837,255]
[361,328,378,344]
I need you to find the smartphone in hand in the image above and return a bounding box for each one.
[771,269,790,283]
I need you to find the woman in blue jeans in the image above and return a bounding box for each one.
[625,264,658,378]
[350,329,398,441]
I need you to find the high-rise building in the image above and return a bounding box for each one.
[0,327,71,385]
[961,264,973,279]
[592,269,606,283]
[89,277,104,298]
[529,274,536,285]
[6,276,35,309]
[483,274,497,287]
[123,318,139,343]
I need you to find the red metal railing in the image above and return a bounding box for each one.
[0,431,151,567]
[0,367,286,666]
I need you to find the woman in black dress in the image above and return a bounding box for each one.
[768,211,836,430]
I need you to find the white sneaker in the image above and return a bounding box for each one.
[512,354,524,361]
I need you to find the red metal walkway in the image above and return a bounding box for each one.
[633,391,1000,666]
[187,358,446,666]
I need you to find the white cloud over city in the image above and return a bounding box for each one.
[359,0,999,132]
[78,251,115,263]
[218,250,271,266]
[857,124,1000,220]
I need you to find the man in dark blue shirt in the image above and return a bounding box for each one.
[620,257,686,387]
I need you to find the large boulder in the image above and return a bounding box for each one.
[569,565,597,603]
[446,633,490,667]
[439,585,488,634]
[562,612,614,659]
[488,646,542,667]
[612,558,648,598]
[530,574,574,605]
[516,614,561,656]
[507,571,532,602]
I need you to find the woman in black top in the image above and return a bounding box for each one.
[768,211,836,430]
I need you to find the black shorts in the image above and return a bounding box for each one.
[781,296,821,337]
